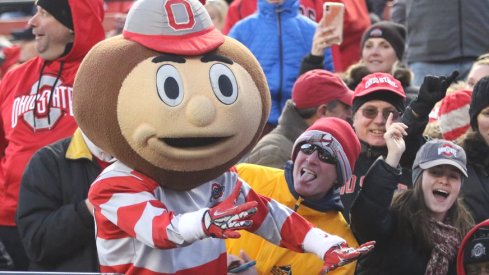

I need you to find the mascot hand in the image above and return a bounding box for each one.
[202,182,258,239]
[321,241,375,274]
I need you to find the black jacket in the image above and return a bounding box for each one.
[461,133,489,224]
[16,132,101,271]
[350,158,456,275]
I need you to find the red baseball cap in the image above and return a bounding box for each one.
[354,72,406,99]
[123,0,224,55]
[292,69,353,109]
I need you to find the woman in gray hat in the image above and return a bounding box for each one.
[350,114,474,275]
[460,75,489,223]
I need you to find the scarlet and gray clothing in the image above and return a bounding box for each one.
[392,0,489,63]
[461,133,489,224]
[227,163,358,274]
[16,130,102,271]
[350,158,456,274]
[242,100,308,169]
[89,162,343,275]
[0,0,105,227]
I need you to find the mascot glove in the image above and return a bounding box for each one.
[202,181,257,239]
[321,241,375,274]
[410,71,459,117]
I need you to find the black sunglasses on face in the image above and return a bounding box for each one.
[299,143,337,164]
[360,106,401,120]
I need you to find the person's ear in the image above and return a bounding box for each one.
[316,104,328,117]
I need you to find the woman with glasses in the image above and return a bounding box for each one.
[350,116,474,275]
[460,76,489,223]
[340,72,457,222]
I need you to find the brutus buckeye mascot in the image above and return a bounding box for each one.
[73,0,374,274]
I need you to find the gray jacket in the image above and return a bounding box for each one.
[241,100,308,169]
[392,0,489,63]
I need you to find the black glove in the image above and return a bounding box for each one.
[410,71,459,117]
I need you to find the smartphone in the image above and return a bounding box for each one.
[322,2,344,45]
[228,260,256,273]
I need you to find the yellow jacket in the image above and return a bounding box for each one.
[227,163,357,275]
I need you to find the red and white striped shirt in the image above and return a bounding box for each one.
[89,161,342,275]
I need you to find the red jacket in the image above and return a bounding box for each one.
[222,0,370,72]
[0,0,105,226]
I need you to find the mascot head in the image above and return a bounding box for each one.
[73,0,270,190]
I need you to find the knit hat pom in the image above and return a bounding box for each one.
[438,89,472,142]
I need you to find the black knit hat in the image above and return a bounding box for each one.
[36,0,73,30]
[469,76,489,130]
[361,21,406,60]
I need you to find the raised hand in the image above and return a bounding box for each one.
[202,181,257,239]
[383,113,408,167]
[321,241,375,274]
[311,18,341,56]
[410,71,459,117]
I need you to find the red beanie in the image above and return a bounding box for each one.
[438,89,472,141]
[291,117,360,186]
[292,69,353,109]
[123,0,224,55]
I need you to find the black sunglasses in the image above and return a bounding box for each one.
[299,143,337,164]
[360,106,401,120]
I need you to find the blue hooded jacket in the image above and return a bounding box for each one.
[229,0,334,125]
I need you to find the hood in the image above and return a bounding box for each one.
[456,219,489,275]
[60,0,105,62]
[284,161,344,212]
[257,0,299,19]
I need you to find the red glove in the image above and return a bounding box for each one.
[202,181,258,239]
[321,241,375,274]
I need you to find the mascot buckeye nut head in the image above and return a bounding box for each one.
[73,0,270,191]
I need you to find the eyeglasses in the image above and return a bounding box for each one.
[299,143,337,164]
[360,106,401,120]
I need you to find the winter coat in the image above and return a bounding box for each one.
[392,0,489,63]
[222,0,370,72]
[461,132,489,224]
[350,158,457,275]
[241,100,308,169]
[0,0,105,226]
[227,162,358,275]
[228,0,333,126]
[16,130,101,271]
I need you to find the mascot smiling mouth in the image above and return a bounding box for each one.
[162,137,231,148]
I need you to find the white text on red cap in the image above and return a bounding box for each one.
[365,76,398,89]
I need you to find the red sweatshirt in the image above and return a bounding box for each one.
[0,0,106,226]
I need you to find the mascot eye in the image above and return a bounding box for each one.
[209,63,238,105]
[156,65,184,107]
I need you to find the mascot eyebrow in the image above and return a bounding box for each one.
[151,52,233,65]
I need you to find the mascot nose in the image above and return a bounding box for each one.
[185,95,217,127]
